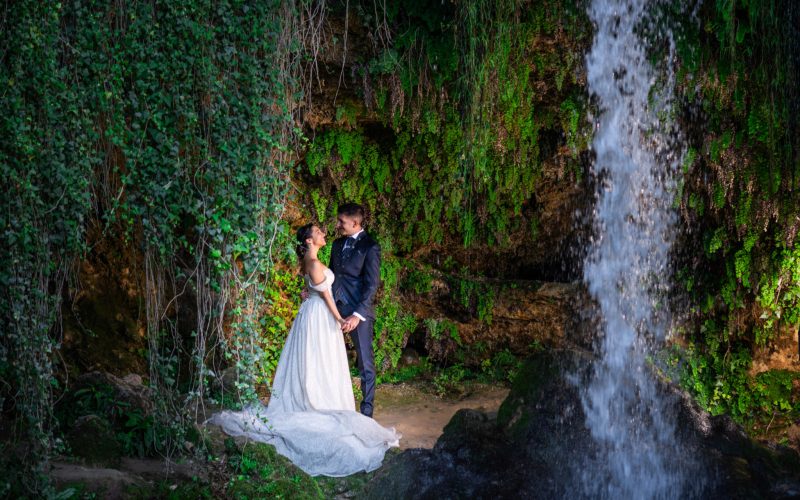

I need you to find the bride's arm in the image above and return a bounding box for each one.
[321,289,345,325]
[307,261,344,325]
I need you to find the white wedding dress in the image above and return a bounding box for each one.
[208,268,400,477]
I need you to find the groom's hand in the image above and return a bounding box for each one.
[342,315,361,333]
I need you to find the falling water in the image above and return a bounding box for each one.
[580,0,688,497]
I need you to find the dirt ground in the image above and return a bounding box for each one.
[372,382,510,449]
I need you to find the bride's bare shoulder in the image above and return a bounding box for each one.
[305,258,327,271]
[305,258,329,284]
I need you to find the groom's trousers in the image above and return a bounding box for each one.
[339,302,376,417]
[352,318,376,417]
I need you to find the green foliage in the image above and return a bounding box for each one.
[2,0,299,490]
[478,348,524,384]
[56,383,186,459]
[109,0,297,408]
[424,318,461,346]
[255,267,305,389]
[432,364,471,397]
[376,357,433,385]
[226,442,323,499]
[1,2,96,492]
[453,277,496,325]
[429,347,523,397]
[402,267,434,295]
[303,0,590,252]
[677,342,799,423]
[755,239,800,345]
[373,293,418,372]
[675,0,800,423]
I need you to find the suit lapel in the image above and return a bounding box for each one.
[332,238,343,269]
[342,231,365,264]
[354,231,367,247]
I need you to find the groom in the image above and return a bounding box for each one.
[330,202,381,418]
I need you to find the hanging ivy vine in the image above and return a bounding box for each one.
[2,0,300,493]
[1,2,94,493]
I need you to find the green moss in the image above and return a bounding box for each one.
[496,353,557,435]
[227,442,323,499]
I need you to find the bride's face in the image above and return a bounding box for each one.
[308,225,326,248]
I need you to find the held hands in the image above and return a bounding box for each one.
[340,315,361,333]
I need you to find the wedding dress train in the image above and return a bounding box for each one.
[209,269,400,477]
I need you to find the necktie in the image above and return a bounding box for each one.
[342,237,356,260]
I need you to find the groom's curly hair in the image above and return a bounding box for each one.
[337,202,366,225]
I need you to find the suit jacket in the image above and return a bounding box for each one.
[329,231,381,321]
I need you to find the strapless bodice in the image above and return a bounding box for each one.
[305,268,334,296]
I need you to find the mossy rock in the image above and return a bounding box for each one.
[226,442,324,499]
[66,414,122,467]
[228,476,321,499]
[496,349,585,440]
[239,441,286,464]
[435,408,502,458]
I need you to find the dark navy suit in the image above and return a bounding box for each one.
[329,230,381,417]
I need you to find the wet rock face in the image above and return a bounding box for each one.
[60,229,148,377]
[402,277,593,363]
[365,350,800,499]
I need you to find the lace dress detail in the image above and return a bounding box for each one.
[209,268,400,476]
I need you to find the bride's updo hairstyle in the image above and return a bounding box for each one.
[295,223,315,259]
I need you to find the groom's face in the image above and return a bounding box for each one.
[336,214,360,237]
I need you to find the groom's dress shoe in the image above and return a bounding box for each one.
[360,402,373,418]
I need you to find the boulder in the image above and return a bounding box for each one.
[67,371,154,418]
[399,347,420,367]
[51,462,146,498]
[364,349,800,499]
[66,415,122,467]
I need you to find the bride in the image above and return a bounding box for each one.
[209,223,400,477]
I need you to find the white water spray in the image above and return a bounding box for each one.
[581,0,688,497]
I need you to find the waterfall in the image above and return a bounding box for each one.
[580,0,689,497]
